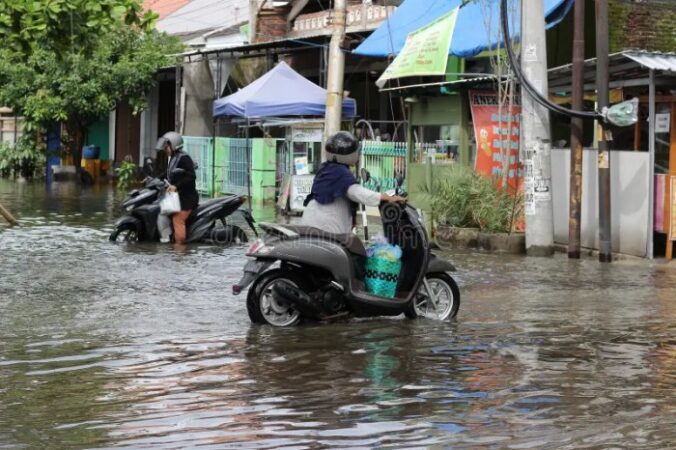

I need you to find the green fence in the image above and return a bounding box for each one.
[360,140,407,192]
[183,137,214,195]
[183,136,277,202]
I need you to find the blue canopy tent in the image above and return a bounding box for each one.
[213,62,357,119]
[353,0,574,58]
[212,62,357,204]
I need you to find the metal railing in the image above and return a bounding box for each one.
[183,137,213,195]
[183,136,251,197]
[216,137,250,197]
[359,140,407,192]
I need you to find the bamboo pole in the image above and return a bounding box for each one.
[0,202,18,226]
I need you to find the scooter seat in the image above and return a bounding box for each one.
[262,224,366,256]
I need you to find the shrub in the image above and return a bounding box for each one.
[115,160,138,191]
[425,165,522,233]
[0,137,45,179]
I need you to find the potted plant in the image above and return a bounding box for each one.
[425,165,524,253]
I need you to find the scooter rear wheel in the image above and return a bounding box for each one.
[247,270,304,327]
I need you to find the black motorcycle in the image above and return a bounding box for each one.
[233,172,460,326]
[110,175,257,244]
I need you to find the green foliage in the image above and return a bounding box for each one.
[0,0,158,57]
[0,30,181,127]
[424,165,522,233]
[114,160,137,190]
[0,0,182,164]
[0,136,45,179]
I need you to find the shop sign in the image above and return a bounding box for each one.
[292,4,395,36]
[290,174,315,212]
[377,8,458,87]
[469,90,523,190]
[291,127,323,142]
[656,113,671,134]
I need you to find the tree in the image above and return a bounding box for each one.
[0,0,181,171]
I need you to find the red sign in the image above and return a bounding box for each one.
[469,90,522,189]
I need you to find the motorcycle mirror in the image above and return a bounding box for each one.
[395,171,404,188]
[360,168,370,183]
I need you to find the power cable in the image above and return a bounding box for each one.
[500,0,601,120]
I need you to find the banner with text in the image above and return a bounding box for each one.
[469,90,522,190]
[376,8,458,88]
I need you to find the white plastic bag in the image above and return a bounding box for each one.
[160,191,181,215]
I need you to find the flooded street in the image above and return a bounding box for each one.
[1,179,675,449]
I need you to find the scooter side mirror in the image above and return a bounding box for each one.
[395,171,404,188]
[360,168,370,183]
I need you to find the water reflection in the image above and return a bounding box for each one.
[1,179,675,448]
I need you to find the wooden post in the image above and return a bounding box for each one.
[0,202,18,226]
[667,104,676,260]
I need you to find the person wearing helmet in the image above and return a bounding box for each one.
[301,131,405,235]
[155,131,199,245]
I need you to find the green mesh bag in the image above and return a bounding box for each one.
[365,257,401,298]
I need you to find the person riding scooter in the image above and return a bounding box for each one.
[301,131,405,235]
[155,132,199,244]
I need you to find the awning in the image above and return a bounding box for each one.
[548,51,676,92]
[353,0,574,59]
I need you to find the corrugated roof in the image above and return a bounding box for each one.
[157,0,249,35]
[624,52,676,73]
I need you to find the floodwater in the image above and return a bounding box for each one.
[1,179,675,449]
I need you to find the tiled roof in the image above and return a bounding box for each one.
[157,0,249,35]
[143,0,191,20]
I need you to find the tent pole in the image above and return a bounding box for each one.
[246,119,252,207]
[212,118,216,197]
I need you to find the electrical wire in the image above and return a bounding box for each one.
[500,0,601,120]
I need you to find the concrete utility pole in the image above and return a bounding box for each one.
[323,0,347,149]
[596,0,612,263]
[521,0,554,256]
[568,0,585,259]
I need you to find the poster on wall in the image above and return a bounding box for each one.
[469,90,522,190]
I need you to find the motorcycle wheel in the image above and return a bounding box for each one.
[405,273,460,320]
[209,225,248,244]
[247,270,304,327]
[109,223,139,242]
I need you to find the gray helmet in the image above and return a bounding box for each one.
[155,131,184,152]
[325,131,360,166]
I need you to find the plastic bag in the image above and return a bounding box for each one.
[160,191,181,215]
[365,235,402,261]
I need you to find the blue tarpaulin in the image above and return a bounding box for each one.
[353,0,574,58]
[213,62,357,119]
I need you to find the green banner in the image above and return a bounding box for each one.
[376,8,458,88]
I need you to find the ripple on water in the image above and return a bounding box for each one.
[1,180,676,448]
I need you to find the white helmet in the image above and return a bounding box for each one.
[155,131,184,152]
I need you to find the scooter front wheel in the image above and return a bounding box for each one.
[109,223,139,242]
[247,270,304,327]
[406,273,460,320]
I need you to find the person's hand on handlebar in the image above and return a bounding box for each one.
[381,193,407,203]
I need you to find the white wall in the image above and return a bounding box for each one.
[551,149,650,257]
[139,84,160,165]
